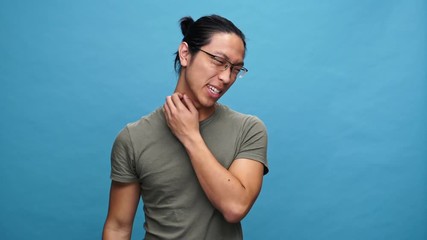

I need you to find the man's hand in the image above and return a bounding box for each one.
[163,93,264,223]
[163,93,199,144]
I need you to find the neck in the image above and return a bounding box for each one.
[197,104,216,122]
[174,73,217,121]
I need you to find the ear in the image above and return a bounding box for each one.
[178,42,191,67]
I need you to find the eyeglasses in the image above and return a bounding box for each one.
[196,48,248,79]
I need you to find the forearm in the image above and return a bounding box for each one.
[182,134,256,223]
[162,93,263,222]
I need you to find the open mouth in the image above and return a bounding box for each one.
[208,85,222,96]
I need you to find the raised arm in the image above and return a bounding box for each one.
[163,93,265,223]
[103,181,141,240]
[184,143,264,223]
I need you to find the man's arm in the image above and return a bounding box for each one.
[185,144,264,223]
[163,93,265,223]
[103,181,141,240]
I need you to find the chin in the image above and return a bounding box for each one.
[198,99,218,109]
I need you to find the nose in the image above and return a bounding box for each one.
[218,66,233,84]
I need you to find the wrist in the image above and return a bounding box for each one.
[180,132,204,151]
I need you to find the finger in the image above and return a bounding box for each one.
[171,93,186,110]
[182,94,197,112]
[165,95,176,112]
[163,103,171,120]
[163,103,169,115]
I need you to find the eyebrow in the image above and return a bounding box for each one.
[212,51,245,66]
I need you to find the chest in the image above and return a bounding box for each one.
[132,126,241,193]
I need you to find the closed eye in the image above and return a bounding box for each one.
[232,67,242,73]
[211,56,227,66]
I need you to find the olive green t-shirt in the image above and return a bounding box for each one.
[110,104,268,240]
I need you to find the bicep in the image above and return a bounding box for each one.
[229,159,264,200]
[106,181,141,227]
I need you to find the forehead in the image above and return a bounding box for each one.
[205,33,245,61]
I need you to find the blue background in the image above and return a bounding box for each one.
[1,0,426,239]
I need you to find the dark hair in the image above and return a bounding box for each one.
[174,14,246,73]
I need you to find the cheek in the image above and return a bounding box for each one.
[189,65,217,83]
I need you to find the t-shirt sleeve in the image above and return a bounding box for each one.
[236,116,269,174]
[110,126,139,182]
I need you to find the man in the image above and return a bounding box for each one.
[103,14,269,240]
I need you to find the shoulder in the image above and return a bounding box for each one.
[121,107,177,148]
[217,104,267,130]
[126,107,165,131]
[123,107,167,135]
[218,104,269,174]
[115,107,167,145]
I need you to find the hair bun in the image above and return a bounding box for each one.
[179,16,195,36]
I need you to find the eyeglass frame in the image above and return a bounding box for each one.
[193,48,249,79]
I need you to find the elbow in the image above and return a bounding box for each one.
[222,203,250,223]
[103,218,133,239]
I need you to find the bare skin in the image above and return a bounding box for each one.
[103,33,265,239]
[103,181,140,240]
[163,33,264,222]
[163,93,264,223]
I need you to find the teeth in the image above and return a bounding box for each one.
[208,85,220,94]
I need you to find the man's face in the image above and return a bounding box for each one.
[180,33,246,110]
